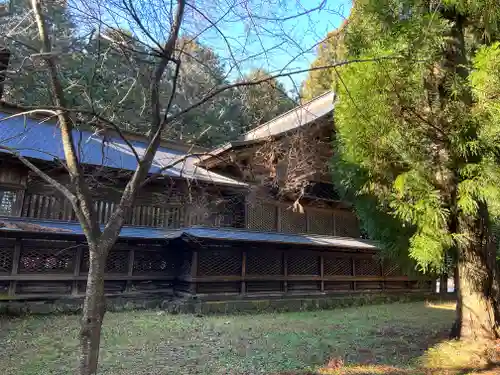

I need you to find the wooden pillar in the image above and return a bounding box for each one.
[380,260,385,291]
[241,250,246,295]
[190,250,198,294]
[125,248,135,292]
[283,251,288,293]
[8,239,21,296]
[276,205,282,232]
[320,255,324,292]
[351,256,356,291]
[439,273,448,294]
[72,245,83,295]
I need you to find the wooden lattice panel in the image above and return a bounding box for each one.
[81,250,129,274]
[324,256,352,276]
[281,208,307,234]
[308,210,334,235]
[383,262,403,277]
[354,257,380,276]
[105,251,129,273]
[287,253,319,275]
[0,245,13,274]
[19,247,75,273]
[179,250,192,277]
[246,202,277,231]
[247,250,283,275]
[133,251,176,275]
[198,249,242,276]
[334,211,360,237]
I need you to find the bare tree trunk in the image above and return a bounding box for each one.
[79,244,107,375]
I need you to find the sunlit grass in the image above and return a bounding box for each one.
[0,301,463,375]
[424,301,456,311]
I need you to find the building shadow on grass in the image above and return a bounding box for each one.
[276,302,499,375]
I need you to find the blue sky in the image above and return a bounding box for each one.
[195,0,353,93]
[70,0,352,94]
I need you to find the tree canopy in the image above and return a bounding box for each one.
[332,0,500,339]
[0,2,296,147]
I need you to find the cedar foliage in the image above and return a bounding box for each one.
[332,0,500,339]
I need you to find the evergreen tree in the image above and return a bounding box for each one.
[167,37,242,146]
[301,21,348,100]
[333,1,500,340]
[238,69,295,132]
[0,0,79,106]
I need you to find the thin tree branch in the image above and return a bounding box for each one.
[167,56,408,123]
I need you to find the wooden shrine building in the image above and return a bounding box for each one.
[0,93,433,303]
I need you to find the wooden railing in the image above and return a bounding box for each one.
[21,193,186,228]
[17,193,361,238]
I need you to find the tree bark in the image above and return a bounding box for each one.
[79,244,107,375]
[454,213,500,341]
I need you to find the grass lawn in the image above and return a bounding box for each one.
[0,301,497,375]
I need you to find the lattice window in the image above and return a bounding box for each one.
[334,211,360,237]
[198,249,242,276]
[133,250,176,275]
[383,262,403,276]
[81,250,129,274]
[179,250,192,277]
[247,202,277,231]
[287,253,319,275]
[354,257,380,276]
[247,250,283,275]
[0,245,13,274]
[19,247,75,273]
[308,210,334,235]
[105,251,129,273]
[281,208,307,234]
[0,188,18,216]
[324,256,352,276]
